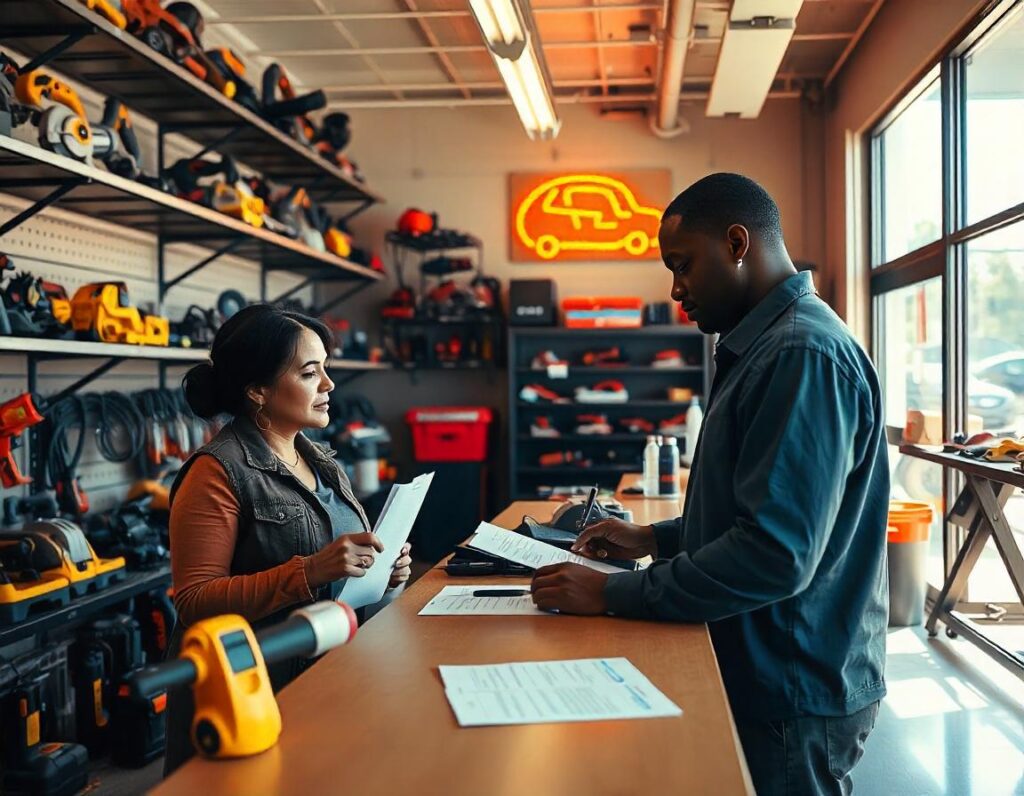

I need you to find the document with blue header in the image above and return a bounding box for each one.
[438,657,682,727]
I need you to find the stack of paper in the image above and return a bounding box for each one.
[439,658,683,727]
[466,521,625,574]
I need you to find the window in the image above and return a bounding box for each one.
[874,77,943,264]
[880,280,945,586]
[964,9,1024,225]
[870,1,1024,627]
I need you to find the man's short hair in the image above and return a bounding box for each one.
[663,173,783,241]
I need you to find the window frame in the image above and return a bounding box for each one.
[869,0,1024,596]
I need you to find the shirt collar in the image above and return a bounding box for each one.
[717,270,815,360]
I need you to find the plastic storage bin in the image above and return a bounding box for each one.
[405,407,493,462]
[887,500,934,626]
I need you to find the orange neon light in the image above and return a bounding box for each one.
[514,174,662,260]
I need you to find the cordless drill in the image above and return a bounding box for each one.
[0,393,45,489]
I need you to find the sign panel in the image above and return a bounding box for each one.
[509,170,671,262]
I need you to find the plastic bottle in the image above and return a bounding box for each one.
[683,397,703,467]
[643,435,660,497]
[659,436,680,497]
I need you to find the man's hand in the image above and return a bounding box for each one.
[570,518,657,561]
[531,563,609,615]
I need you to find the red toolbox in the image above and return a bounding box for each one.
[405,406,493,462]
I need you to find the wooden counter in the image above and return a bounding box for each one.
[153,493,750,796]
[616,471,689,513]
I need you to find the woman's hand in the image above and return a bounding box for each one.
[304,532,385,587]
[389,543,412,589]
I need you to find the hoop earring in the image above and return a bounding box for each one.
[255,405,271,432]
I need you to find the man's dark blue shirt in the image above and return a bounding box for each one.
[605,271,889,721]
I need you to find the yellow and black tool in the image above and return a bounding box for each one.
[76,0,128,29]
[0,520,126,600]
[0,549,71,626]
[128,600,357,758]
[15,70,92,161]
[70,282,170,346]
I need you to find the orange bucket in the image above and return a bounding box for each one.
[887,501,933,543]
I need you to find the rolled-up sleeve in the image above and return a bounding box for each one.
[605,347,866,621]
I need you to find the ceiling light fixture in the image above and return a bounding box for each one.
[468,0,561,139]
[706,0,804,118]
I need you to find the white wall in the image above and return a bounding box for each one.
[329,98,825,501]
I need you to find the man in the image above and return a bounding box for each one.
[530,173,889,795]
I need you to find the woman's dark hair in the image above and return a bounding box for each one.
[183,304,332,419]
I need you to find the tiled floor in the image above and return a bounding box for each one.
[853,626,1024,796]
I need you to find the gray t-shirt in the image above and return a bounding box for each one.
[312,467,365,598]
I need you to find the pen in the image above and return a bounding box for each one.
[577,485,598,532]
[472,589,531,597]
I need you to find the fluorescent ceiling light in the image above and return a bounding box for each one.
[469,0,561,140]
[706,0,804,119]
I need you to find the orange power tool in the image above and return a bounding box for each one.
[0,394,45,489]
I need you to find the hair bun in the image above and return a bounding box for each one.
[183,361,223,419]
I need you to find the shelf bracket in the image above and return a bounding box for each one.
[270,276,315,305]
[156,123,243,166]
[191,126,245,162]
[41,356,127,400]
[14,25,97,73]
[336,199,374,224]
[160,238,245,299]
[0,178,86,237]
[310,280,373,316]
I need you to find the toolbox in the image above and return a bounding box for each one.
[405,407,493,462]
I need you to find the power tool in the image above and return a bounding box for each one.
[169,304,218,348]
[124,1,236,98]
[110,677,166,767]
[0,548,71,625]
[308,203,353,258]
[0,54,32,137]
[14,70,92,161]
[128,600,357,758]
[268,186,321,249]
[312,112,352,166]
[167,155,265,227]
[206,47,260,113]
[76,0,129,29]
[261,62,325,146]
[70,282,169,345]
[85,499,168,570]
[1,265,73,338]
[15,70,143,180]
[93,97,142,179]
[73,615,145,757]
[0,520,126,599]
[0,675,89,796]
[0,393,45,489]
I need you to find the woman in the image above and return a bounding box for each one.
[164,304,412,774]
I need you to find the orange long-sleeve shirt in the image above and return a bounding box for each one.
[169,455,314,627]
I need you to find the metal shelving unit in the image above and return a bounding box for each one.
[0,566,171,647]
[0,0,381,206]
[510,326,712,498]
[0,336,393,372]
[0,136,384,310]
